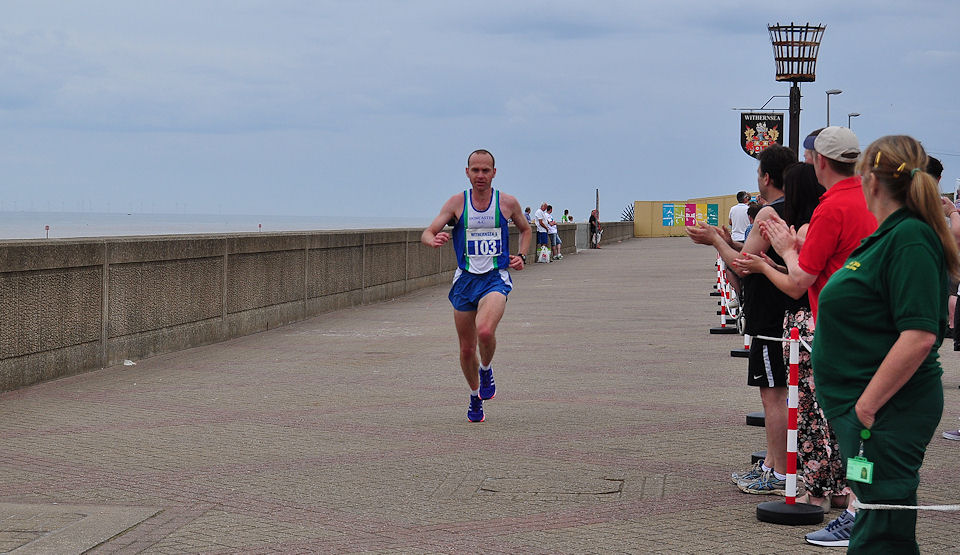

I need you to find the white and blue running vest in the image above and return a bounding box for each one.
[452,189,511,275]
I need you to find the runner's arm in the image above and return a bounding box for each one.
[501,194,531,270]
[422,194,461,248]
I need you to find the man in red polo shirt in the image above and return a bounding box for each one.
[763,126,877,318]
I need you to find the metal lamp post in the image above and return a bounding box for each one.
[768,23,826,155]
[826,89,842,126]
[848,112,860,129]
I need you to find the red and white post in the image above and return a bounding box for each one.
[756,326,823,524]
[785,326,800,504]
[715,255,723,292]
[710,258,738,334]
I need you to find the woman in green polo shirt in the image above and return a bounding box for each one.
[813,135,959,553]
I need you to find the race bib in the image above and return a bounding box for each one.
[466,228,503,256]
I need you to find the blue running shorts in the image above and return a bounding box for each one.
[449,269,513,312]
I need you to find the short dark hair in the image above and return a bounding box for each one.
[758,145,797,190]
[736,191,749,203]
[467,149,495,167]
[928,156,943,180]
[746,201,762,219]
[823,155,856,177]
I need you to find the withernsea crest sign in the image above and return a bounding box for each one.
[741,112,784,159]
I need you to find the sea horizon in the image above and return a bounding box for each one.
[0,210,431,240]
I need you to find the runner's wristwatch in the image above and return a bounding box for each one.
[518,254,526,262]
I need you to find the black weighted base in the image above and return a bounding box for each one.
[710,327,738,334]
[746,411,765,427]
[730,348,749,358]
[751,450,766,465]
[757,500,824,525]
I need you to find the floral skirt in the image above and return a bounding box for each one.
[783,309,850,498]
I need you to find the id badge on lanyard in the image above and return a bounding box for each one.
[846,428,874,484]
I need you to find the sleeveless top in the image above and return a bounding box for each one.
[742,197,794,335]
[452,189,510,274]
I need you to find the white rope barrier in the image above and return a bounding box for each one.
[853,500,960,512]
[753,334,813,353]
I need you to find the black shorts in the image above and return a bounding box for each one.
[747,337,787,387]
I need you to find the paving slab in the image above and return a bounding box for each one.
[1,237,958,553]
[0,503,158,554]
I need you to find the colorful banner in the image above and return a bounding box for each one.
[661,204,674,226]
[660,203,719,227]
[707,204,719,226]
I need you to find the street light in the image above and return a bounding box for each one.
[826,89,842,126]
[848,112,860,129]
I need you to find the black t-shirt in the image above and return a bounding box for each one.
[742,198,807,334]
[589,215,598,232]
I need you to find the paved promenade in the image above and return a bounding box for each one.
[2,237,959,553]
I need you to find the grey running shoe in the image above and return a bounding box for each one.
[943,429,960,441]
[731,460,763,485]
[737,470,786,495]
[805,510,856,547]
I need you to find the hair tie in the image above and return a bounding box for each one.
[910,168,921,178]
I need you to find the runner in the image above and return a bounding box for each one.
[421,149,531,422]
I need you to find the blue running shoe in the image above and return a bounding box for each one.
[805,510,855,547]
[468,395,484,422]
[479,367,496,400]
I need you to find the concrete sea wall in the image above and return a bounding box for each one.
[1,222,631,392]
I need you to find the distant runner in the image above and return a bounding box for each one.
[422,149,531,422]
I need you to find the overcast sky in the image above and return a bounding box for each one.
[1,1,957,223]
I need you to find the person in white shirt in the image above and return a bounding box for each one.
[728,191,751,242]
[547,205,562,260]
[533,202,549,258]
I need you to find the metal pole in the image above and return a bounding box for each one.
[848,112,860,129]
[789,84,801,155]
[826,89,842,126]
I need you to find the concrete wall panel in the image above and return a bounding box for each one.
[108,237,224,264]
[0,267,101,358]
[228,250,305,313]
[224,302,306,338]
[364,241,406,288]
[0,241,104,272]
[0,343,100,391]
[109,257,223,337]
[309,246,363,297]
